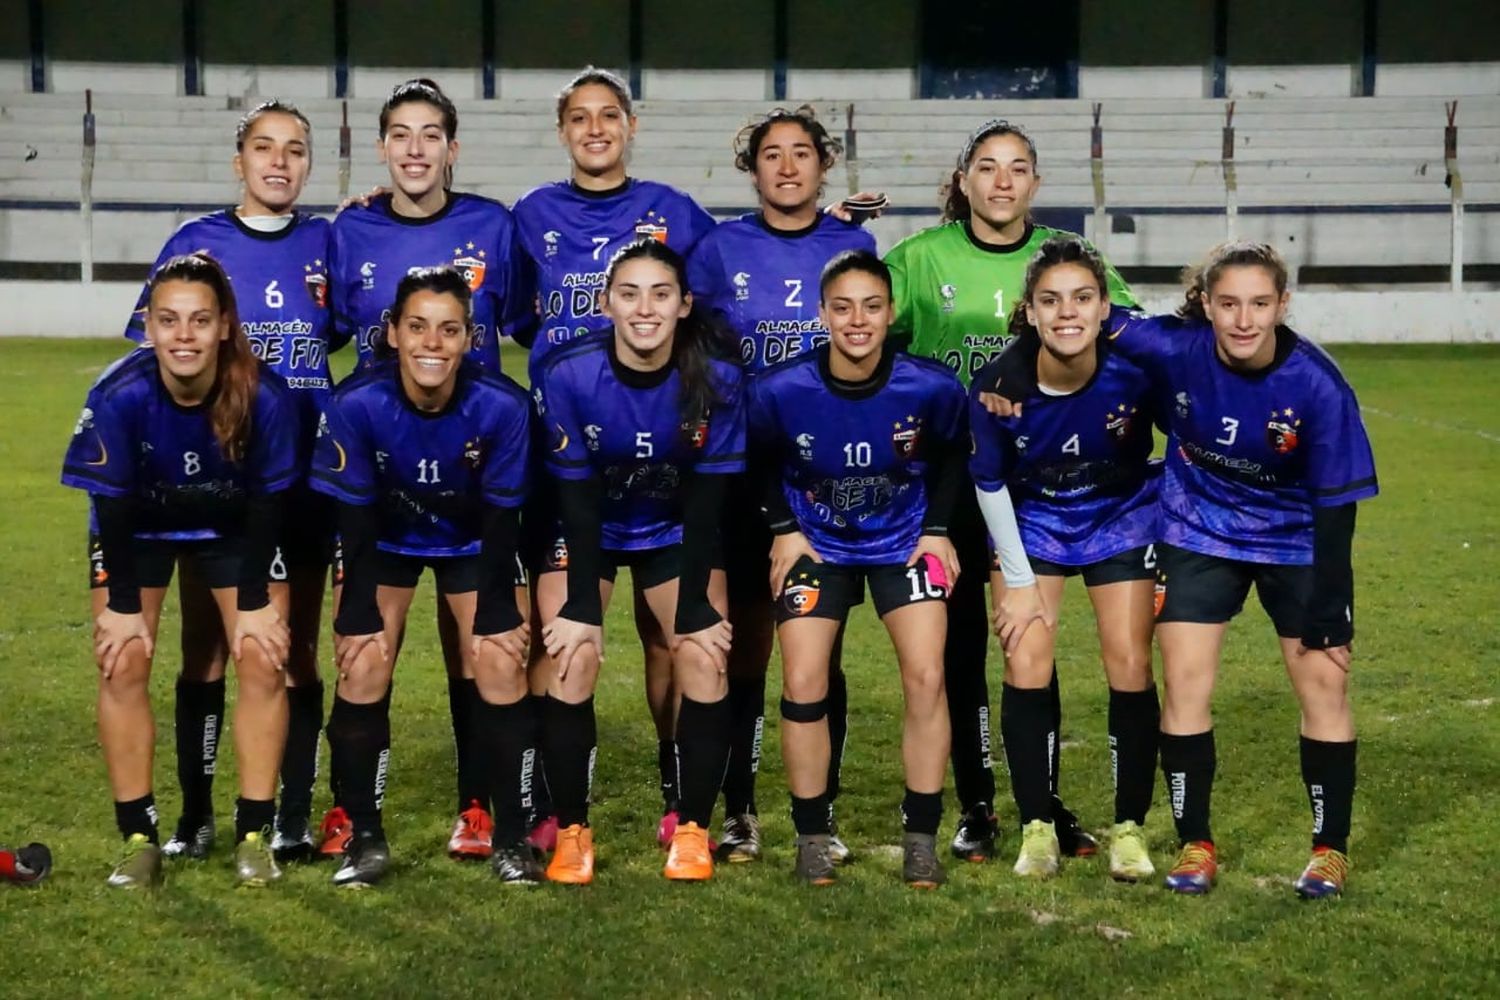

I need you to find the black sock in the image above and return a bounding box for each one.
[1047,666,1063,797]
[722,671,766,816]
[902,788,944,836]
[234,797,276,842]
[1301,736,1357,853]
[1109,686,1160,825]
[1000,683,1055,825]
[675,695,732,828]
[328,693,391,838]
[826,663,849,802]
[657,739,678,809]
[542,696,596,828]
[174,678,225,822]
[473,694,541,845]
[448,676,486,814]
[790,793,832,836]
[943,550,996,812]
[279,681,324,823]
[114,794,159,843]
[1160,730,1215,845]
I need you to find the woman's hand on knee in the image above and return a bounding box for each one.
[94,609,153,679]
[334,631,389,679]
[472,621,530,669]
[993,583,1048,653]
[672,619,733,675]
[233,604,290,671]
[542,617,604,681]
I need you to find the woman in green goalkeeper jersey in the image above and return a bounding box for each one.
[884,119,1137,863]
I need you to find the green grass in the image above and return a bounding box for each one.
[2,339,1498,999]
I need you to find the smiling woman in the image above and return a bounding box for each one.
[63,253,302,891]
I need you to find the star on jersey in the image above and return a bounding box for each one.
[635,210,669,243]
[1266,406,1302,454]
[452,246,488,292]
[891,414,924,460]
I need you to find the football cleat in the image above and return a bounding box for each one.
[1013,819,1061,879]
[719,813,761,863]
[271,815,315,864]
[664,822,714,881]
[1294,846,1349,900]
[332,832,390,889]
[793,834,837,886]
[161,816,215,860]
[902,833,947,889]
[317,806,352,859]
[1,843,52,886]
[1054,799,1099,858]
[1164,840,1218,895]
[107,833,163,890]
[950,802,998,862]
[1108,821,1155,883]
[526,814,559,854]
[447,801,494,860]
[546,824,595,885]
[492,843,545,886]
[234,830,283,888]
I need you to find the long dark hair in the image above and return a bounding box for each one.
[146,253,258,462]
[1177,240,1290,323]
[940,119,1038,223]
[373,266,475,362]
[733,105,842,174]
[379,78,458,191]
[1007,236,1110,340]
[603,239,733,427]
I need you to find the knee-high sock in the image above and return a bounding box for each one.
[541,696,597,828]
[174,678,225,822]
[675,695,732,829]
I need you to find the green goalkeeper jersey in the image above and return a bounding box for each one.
[885,220,1137,387]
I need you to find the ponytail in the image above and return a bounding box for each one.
[1177,241,1289,323]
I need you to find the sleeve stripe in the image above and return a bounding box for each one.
[1313,476,1377,498]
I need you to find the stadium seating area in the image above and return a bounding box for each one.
[2,91,1497,275]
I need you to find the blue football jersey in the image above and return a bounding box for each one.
[687,212,876,372]
[125,210,334,439]
[536,332,746,551]
[969,343,1161,566]
[749,346,968,565]
[1111,313,1379,564]
[329,192,534,368]
[309,360,531,558]
[62,350,301,540]
[513,179,717,372]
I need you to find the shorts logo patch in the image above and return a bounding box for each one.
[548,538,569,571]
[1266,407,1302,454]
[1153,577,1166,617]
[89,538,108,585]
[891,414,924,460]
[782,571,821,616]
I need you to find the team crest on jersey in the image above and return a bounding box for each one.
[453,245,487,291]
[1266,407,1302,454]
[939,283,957,314]
[543,230,561,258]
[795,432,815,462]
[782,572,821,616]
[1174,392,1191,420]
[1105,403,1138,442]
[583,424,602,451]
[682,416,710,449]
[635,210,669,243]
[360,260,377,290]
[304,261,328,308]
[463,438,484,470]
[733,271,751,302]
[891,415,924,460]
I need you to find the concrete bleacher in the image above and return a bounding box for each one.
[2,91,1498,275]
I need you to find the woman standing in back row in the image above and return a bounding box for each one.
[885,119,1135,862]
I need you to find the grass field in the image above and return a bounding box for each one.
[1,338,1497,999]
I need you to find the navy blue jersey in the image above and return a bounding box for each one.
[537,332,746,551]
[125,210,334,439]
[687,212,876,372]
[513,180,717,372]
[749,346,968,565]
[309,360,531,558]
[1111,313,1378,564]
[62,350,301,541]
[329,192,534,368]
[969,343,1160,566]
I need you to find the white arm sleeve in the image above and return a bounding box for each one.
[974,484,1035,588]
